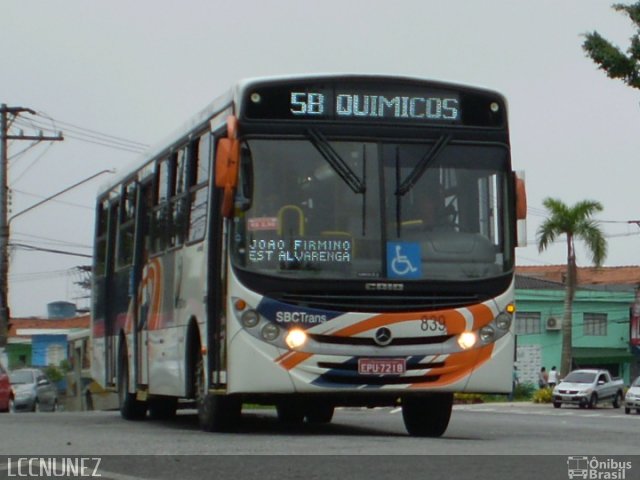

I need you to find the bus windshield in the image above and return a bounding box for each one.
[231,136,512,282]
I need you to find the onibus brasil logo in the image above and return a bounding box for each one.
[567,456,632,480]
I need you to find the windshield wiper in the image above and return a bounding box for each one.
[395,134,452,196]
[307,129,366,194]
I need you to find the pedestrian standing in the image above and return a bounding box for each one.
[548,366,558,389]
[509,366,519,401]
[538,366,548,389]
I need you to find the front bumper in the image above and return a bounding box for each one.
[553,394,588,406]
[12,396,35,412]
[624,397,640,409]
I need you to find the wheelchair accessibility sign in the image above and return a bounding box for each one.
[387,242,422,279]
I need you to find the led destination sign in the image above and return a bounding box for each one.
[289,91,460,122]
[243,79,506,127]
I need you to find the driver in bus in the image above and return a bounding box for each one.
[416,181,456,231]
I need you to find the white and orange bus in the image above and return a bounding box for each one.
[91,74,526,436]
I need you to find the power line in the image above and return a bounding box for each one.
[34,111,149,148]
[11,231,92,249]
[9,265,91,283]
[12,113,149,154]
[13,117,145,154]
[11,187,94,210]
[10,142,54,184]
[10,242,92,258]
[6,140,42,161]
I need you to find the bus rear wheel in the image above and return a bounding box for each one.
[148,396,178,420]
[402,393,453,437]
[195,357,241,432]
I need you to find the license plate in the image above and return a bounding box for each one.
[358,358,406,375]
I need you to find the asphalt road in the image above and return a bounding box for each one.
[0,403,638,480]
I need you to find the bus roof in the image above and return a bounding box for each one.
[97,86,233,197]
[97,73,505,198]
[234,73,504,99]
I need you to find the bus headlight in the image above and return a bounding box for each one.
[479,326,495,343]
[457,331,477,350]
[285,328,307,349]
[261,323,280,342]
[241,309,260,328]
[495,312,512,330]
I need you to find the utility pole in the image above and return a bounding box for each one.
[0,104,63,348]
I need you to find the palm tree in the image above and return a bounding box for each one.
[537,198,607,377]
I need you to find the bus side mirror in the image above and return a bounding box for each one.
[515,172,527,247]
[515,175,527,220]
[215,117,240,217]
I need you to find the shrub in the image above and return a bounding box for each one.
[43,363,69,383]
[532,387,553,404]
[514,382,536,401]
[453,393,484,404]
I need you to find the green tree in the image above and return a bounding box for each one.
[537,198,607,377]
[582,2,640,89]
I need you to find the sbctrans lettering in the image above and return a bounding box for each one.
[336,94,459,120]
[275,311,327,324]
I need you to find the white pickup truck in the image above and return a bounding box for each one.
[552,369,624,409]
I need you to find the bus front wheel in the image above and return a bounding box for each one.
[195,357,241,432]
[402,393,453,437]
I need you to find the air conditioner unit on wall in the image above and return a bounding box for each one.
[546,317,561,331]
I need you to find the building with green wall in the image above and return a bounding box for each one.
[514,273,636,386]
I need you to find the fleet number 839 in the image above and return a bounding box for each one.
[421,316,447,334]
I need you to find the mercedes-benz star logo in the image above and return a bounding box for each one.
[374,327,393,346]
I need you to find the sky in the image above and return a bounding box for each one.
[1,0,640,317]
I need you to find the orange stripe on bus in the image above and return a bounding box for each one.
[468,304,494,330]
[409,344,494,388]
[144,259,163,330]
[278,351,313,370]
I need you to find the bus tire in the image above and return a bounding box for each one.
[276,401,305,425]
[305,404,335,424]
[148,396,178,420]
[118,342,147,420]
[195,356,240,432]
[402,393,453,437]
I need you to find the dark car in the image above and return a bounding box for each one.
[0,362,10,412]
[9,368,59,412]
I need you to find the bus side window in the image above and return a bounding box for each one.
[195,133,211,184]
[151,156,176,252]
[171,146,190,247]
[187,133,210,243]
[95,201,109,276]
[116,182,136,268]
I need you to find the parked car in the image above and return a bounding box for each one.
[552,369,624,409]
[9,368,59,412]
[0,362,10,412]
[624,376,640,414]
